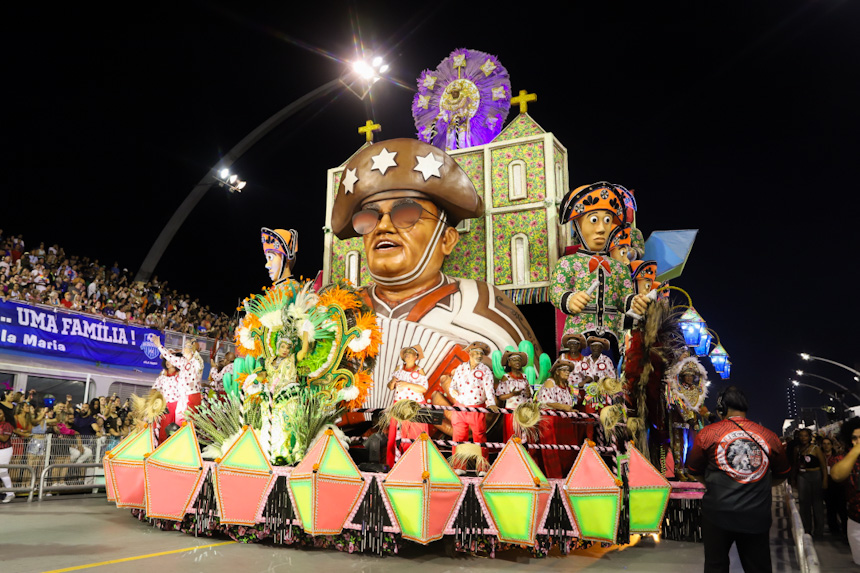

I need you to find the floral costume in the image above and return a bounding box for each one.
[550,253,635,351]
[551,181,635,352]
[156,347,203,442]
[386,366,430,467]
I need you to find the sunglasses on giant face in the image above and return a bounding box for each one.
[352,200,444,236]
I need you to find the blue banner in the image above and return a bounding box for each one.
[0,301,162,370]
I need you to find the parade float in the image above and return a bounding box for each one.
[105,47,718,556]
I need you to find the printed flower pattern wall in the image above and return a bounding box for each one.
[442,215,487,280]
[329,170,370,286]
[442,152,487,281]
[495,114,545,142]
[490,141,546,209]
[492,210,549,286]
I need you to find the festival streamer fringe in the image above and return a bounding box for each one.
[130,389,166,426]
[512,401,542,443]
[448,442,490,473]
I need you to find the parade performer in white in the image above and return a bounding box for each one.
[385,345,430,467]
[150,334,203,442]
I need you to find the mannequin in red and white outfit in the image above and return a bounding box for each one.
[150,335,203,442]
[449,342,498,472]
[583,336,616,381]
[537,359,579,478]
[494,350,531,442]
[386,345,430,467]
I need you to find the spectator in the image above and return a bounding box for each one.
[831,418,860,563]
[0,232,239,338]
[822,435,847,538]
[72,402,97,435]
[0,410,14,503]
[793,428,828,538]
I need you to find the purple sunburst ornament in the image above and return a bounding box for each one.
[412,48,511,151]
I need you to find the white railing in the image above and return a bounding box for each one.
[783,482,821,573]
[2,435,113,502]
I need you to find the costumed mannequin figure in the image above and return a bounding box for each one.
[261,227,298,286]
[448,342,498,475]
[609,225,634,268]
[666,356,708,480]
[559,332,589,403]
[150,336,203,443]
[583,336,617,383]
[330,138,540,418]
[385,345,430,467]
[494,350,532,442]
[630,260,659,296]
[549,182,652,358]
[537,359,578,478]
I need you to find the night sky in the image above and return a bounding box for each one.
[5,1,860,433]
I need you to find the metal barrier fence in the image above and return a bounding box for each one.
[783,482,821,573]
[1,435,114,502]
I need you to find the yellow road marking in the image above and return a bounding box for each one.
[41,541,237,573]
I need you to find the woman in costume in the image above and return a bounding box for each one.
[385,345,430,467]
[150,351,181,442]
[494,350,532,442]
[536,359,578,479]
[795,428,828,537]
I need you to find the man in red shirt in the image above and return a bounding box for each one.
[686,386,790,573]
[830,417,860,564]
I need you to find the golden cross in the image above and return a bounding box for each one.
[358,119,382,143]
[510,89,537,114]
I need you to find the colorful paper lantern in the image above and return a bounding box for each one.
[678,307,706,347]
[479,438,551,546]
[709,343,728,374]
[214,426,275,526]
[719,361,732,380]
[106,425,155,509]
[563,441,622,543]
[694,330,712,357]
[144,421,205,521]
[289,429,365,536]
[381,433,463,544]
[626,445,671,534]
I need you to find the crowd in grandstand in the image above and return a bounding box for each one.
[0,230,238,339]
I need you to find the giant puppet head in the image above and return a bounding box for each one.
[261,228,298,285]
[608,225,634,267]
[630,260,659,295]
[559,182,627,254]
[330,138,483,292]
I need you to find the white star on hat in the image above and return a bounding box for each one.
[413,152,443,181]
[342,168,358,194]
[370,148,398,175]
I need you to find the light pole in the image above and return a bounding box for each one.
[799,353,860,380]
[792,379,849,421]
[134,55,391,283]
[795,369,860,404]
